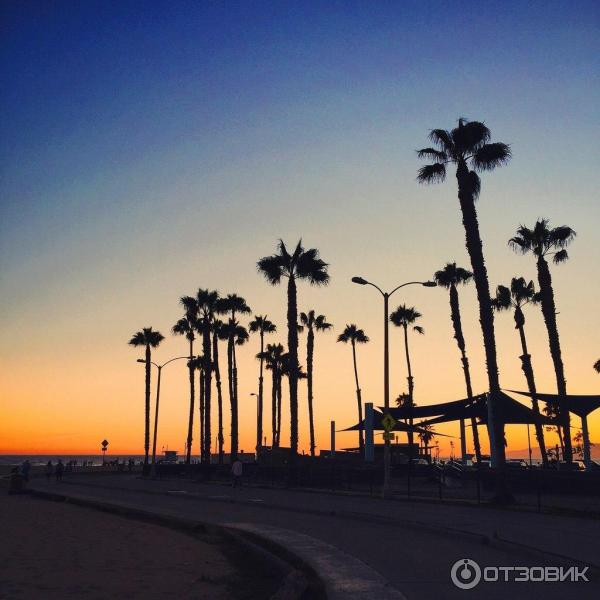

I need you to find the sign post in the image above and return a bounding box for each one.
[101,439,109,464]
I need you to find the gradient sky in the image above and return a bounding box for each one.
[1,1,599,457]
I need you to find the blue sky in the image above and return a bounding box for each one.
[1,1,599,453]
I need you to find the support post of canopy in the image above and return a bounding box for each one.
[330,420,336,458]
[582,414,591,470]
[365,403,374,462]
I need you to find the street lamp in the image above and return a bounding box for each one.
[137,355,188,475]
[352,276,436,498]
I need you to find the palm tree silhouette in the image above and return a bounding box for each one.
[189,354,208,463]
[434,262,482,463]
[417,118,511,468]
[595,360,600,374]
[197,289,221,464]
[299,310,333,457]
[249,316,277,451]
[509,219,576,463]
[417,422,435,460]
[260,342,285,446]
[390,304,424,455]
[172,296,199,464]
[492,277,548,466]
[128,327,164,467]
[257,240,329,473]
[219,313,249,459]
[337,324,369,453]
[211,318,226,463]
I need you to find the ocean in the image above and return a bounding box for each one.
[0,455,146,467]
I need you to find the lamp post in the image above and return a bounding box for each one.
[250,393,259,456]
[352,276,436,498]
[137,355,188,475]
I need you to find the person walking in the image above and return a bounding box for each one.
[20,459,31,482]
[45,460,54,481]
[231,458,243,489]
[55,459,64,482]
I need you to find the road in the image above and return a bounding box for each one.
[32,474,600,600]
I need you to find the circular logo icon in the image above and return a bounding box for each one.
[451,558,481,590]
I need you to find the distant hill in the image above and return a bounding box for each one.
[506,446,599,460]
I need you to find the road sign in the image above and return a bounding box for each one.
[101,439,109,448]
[382,431,394,441]
[381,413,396,432]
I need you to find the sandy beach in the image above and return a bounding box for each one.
[0,493,275,599]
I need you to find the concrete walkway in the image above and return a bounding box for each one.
[32,474,600,600]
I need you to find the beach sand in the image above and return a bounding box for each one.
[0,493,269,599]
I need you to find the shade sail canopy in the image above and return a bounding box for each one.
[341,411,453,437]
[505,389,600,419]
[382,394,487,419]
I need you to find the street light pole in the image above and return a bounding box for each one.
[137,355,188,476]
[352,276,436,499]
[250,393,259,457]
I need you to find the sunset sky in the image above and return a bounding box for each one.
[1,1,599,458]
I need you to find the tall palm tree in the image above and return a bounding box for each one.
[417,118,511,468]
[390,304,424,455]
[172,296,199,464]
[509,219,576,463]
[128,327,164,467]
[492,277,548,467]
[260,342,285,446]
[257,240,329,472]
[433,262,482,464]
[219,316,249,459]
[249,316,277,451]
[337,324,369,452]
[212,319,226,463]
[299,310,332,457]
[189,354,207,462]
[197,289,220,464]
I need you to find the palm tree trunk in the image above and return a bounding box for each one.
[287,275,299,472]
[231,340,239,460]
[456,162,505,468]
[449,285,481,463]
[403,324,415,456]
[536,255,572,462]
[144,344,151,466]
[199,367,205,463]
[307,329,316,457]
[351,340,364,453]
[213,332,224,464]
[276,370,282,447]
[271,367,277,447]
[257,332,264,451]
[203,326,212,464]
[227,336,236,460]
[185,338,195,464]
[515,310,548,467]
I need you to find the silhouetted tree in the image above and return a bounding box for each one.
[299,310,332,457]
[128,327,164,467]
[434,262,482,463]
[197,289,220,463]
[212,319,226,463]
[390,305,424,453]
[509,219,576,463]
[257,240,329,473]
[249,316,276,451]
[260,343,285,446]
[417,118,511,469]
[417,422,435,459]
[492,277,548,466]
[337,324,369,453]
[172,296,199,463]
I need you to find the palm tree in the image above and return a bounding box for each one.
[257,240,329,473]
[260,342,285,446]
[197,289,220,464]
[219,316,249,459]
[337,324,369,453]
[595,360,600,374]
[417,422,435,461]
[390,304,424,456]
[433,262,482,464]
[172,296,199,464]
[189,354,208,462]
[417,118,511,468]
[128,327,164,468]
[509,219,576,463]
[299,310,332,457]
[212,319,226,463]
[249,316,277,451]
[492,277,548,467]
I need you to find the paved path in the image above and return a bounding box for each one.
[32,475,600,600]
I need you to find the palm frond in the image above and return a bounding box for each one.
[549,225,576,248]
[552,249,569,264]
[428,129,453,152]
[492,285,512,311]
[257,254,285,284]
[471,142,511,171]
[416,147,447,162]
[413,325,425,335]
[416,163,446,184]
[452,120,491,153]
[594,359,600,374]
